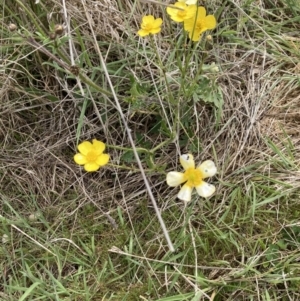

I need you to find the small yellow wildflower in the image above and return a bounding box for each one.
[166,154,217,203]
[184,6,216,42]
[178,0,198,5]
[167,2,197,23]
[74,139,109,172]
[137,15,163,37]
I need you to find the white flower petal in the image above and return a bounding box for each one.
[180,154,195,170]
[166,172,185,187]
[195,181,216,198]
[186,0,197,4]
[177,184,193,202]
[197,160,217,178]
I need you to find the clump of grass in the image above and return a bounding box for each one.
[1,0,300,300]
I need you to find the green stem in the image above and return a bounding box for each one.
[150,134,176,153]
[149,35,175,105]
[78,72,112,97]
[148,35,178,153]
[15,0,46,36]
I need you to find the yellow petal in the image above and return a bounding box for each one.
[195,181,215,198]
[142,15,155,24]
[166,6,177,18]
[197,160,217,178]
[74,153,87,165]
[96,154,110,166]
[173,2,187,9]
[78,141,93,155]
[166,172,186,187]
[137,29,149,37]
[196,6,206,19]
[167,3,196,23]
[167,3,186,21]
[168,13,184,23]
[178,0,197,4]
[204,15,217,30]
[153,18,163,28]
[177,184,193,202]
[185,5,197,19]
[149,27,161,34]
[189,31,200,42]
[92,139,105,154]
[180,154,195,170]
[84,162,100,172]
[183,17,194,32]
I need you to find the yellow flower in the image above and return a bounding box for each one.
[178,0,198,5]
[167,2,197,23]
[74,139,109,172]
[137,15,163,37]
[184,6,216,41]
[166,154,217,203]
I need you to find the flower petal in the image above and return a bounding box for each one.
[204,15,217,30]
[186,0,197,4]
[153,18,163,28]
[137,29,149,37]
[178,0,197,4]
[177,184,193,202]
[167,14,184,23]
[168,3,196,22]
[84,162,100,172]
[180,154,195,170]
[185,5,197,19]
[74,153,87,165]
[149,27,162,34]
[142,15,155,24]
[96,154,110,166]
[196,6,206,19]
[92,139,105,154]
[166,172,186,187]
[197,160,217,178]
[189,31,201,42]
[167,3,186,22]
[195,181,215,198]
[78,141,93,155]
[183,17,195,32]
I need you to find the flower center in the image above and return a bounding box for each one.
[183,168,203,187]
[195,19,205,31]
[178,10,186,18]
[86,151,98,162]
[142,23,153,31]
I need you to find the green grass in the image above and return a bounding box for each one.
[1,0,300,300]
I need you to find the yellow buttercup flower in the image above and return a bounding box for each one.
[74,139,109,172]
[137,15,163,37]
[166,154,217,202]
[184,6,216,41]
[167,2,197,23]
